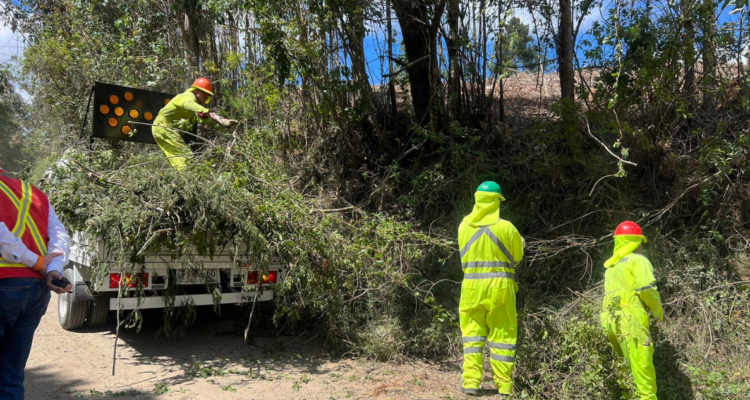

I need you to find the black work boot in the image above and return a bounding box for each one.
[460,387,479,396]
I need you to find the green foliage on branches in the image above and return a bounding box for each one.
[6,0,750,397]
[0,66,29,172]
[45,123,455,355]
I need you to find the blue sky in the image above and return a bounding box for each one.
[0,25,30,101]
[0,26,24,62]
[360,5,604,85]
[1,3,746,93]
[362,3,747,85]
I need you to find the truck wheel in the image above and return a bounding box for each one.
[86,297,110,327]
[58,269,89,330]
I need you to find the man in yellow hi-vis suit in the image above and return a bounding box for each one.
[601,221,664,400]
[458,181,524,397]
[153,77,238,171]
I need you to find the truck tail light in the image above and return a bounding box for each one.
[247,271,278,284]
[110,273,148,288]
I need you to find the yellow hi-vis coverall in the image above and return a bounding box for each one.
[152,89,220,171]
[601,236,664,400]
[458,191,524,395]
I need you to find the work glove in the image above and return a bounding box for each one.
[211,113,239,129]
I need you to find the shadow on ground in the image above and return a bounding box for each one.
[110,304,335,388]
[25,364,157,400]
[653,326,695,400]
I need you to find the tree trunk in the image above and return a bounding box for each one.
[558,0,575,100]
[479,0,488,112]
[177,0,204,70]
[387,0,397,114]
[339,3,388,147]
[682,0,696,101]
[701,0,717,113]
[428,0,446,130]
[392,0,433,126]
[497,19,505,123]
[447,0,461,121]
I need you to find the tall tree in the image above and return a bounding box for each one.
[559,0,575,100]
[392,0,445,127]
[682,0,697,102]
[701,0,717,112]
[0,68,27,172]
[386,0,397,114]
[176,0,206,70]
[501,17,539,70]
[447,0,462,121]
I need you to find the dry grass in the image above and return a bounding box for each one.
[375,69,603,118]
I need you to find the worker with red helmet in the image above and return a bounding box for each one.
[601,221,664,400]
[152,78,238,171]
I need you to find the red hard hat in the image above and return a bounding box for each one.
[191,77,214,95]
[615,221,647,242]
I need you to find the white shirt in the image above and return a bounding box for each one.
[0,201,70,275]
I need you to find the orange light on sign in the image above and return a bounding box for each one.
[121,125,132,135]
[124,92,134,101]
[99,104,110,114]
[114,107,124,117]
[129,109,139,119]
[108,118,118,127]
[109,95,119,105]
[164,98,171,105]
[144,112,153,121]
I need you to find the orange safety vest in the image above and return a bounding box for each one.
[0,169,49,279]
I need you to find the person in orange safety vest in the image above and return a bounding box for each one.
[0,166,72,400]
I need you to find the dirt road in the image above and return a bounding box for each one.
[24,297,472,400]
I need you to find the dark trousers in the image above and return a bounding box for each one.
[0,278,50,400]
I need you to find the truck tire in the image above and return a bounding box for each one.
[58,269,90,330]
[85,297,110,327]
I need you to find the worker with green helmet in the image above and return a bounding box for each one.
[601,221,664,400]
[153,77,239,171]
[458,181,524,397]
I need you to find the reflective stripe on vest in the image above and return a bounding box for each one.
[0,179,48,268]
[461,260,513,270]
[460,224,515,280]
[464,272,515,280]
[0,179,31,237]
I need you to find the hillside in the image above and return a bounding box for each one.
[2,0,750,399]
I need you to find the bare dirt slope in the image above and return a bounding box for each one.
[24,297,480,400]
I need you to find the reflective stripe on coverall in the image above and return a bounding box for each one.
[458,191,524,395]
[153,89,220,171]
[601,236,664,400]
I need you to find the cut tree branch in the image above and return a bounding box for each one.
[382,55,429,78]
[583,116,637,166]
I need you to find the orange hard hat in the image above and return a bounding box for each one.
[614,221,647,243]
[191,77,214,96]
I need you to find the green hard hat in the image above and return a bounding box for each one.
[477,181,502,195]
